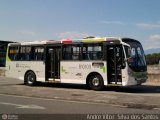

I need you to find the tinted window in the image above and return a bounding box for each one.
[20,46,31,60]
[32,47,44,61]
[8,46,19,61]
[63,45,81,60]
[83,44,103,60]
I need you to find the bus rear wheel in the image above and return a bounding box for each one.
[88,74,104,91]
[24,71,37,86]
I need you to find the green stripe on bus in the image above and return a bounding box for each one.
[61,66,65,73]
[82,38,106,43]
[100,66,106,73]
[6,56,11,62]
[6,48,11,62]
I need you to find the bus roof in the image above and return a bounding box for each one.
[7,37,138,46]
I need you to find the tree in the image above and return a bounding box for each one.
[145,53,160,65]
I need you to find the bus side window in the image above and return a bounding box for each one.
[83,44,103,60]
[8,46,19,61]
[62,45,81,60]
[83,52,91,60]
[72,46,81,60]
[20,46,31,61]
[63,52,72,60]
[32,47,44,61]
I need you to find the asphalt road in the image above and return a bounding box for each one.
[0,94,159,114]
[0,94,160,120]
[0,77,160,120]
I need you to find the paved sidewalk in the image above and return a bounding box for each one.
[0,76,160,110]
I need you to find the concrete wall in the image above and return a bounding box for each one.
[147,65,160,74]
[147,65,160,85]
[0,69,5,76]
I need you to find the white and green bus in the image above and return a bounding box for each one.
[5,37,147,90]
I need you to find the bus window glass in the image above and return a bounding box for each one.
[20,47,31,60]
[32,47,44,61]
[72,46,80,60]
[63,45,81,60]
[63,46,72,60]
[137,47,142,55]
[83,44,103,60]
[8,46,19,61]
[131,48,136,56]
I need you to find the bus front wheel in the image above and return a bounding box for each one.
[24,71,37,86]
[88,74,104,91]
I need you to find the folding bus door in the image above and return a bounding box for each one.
[46,47,61,80]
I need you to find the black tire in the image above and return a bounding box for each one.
[24,71,37,86]
[88,74,104,91]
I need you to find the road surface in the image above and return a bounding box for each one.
[0,77,160,120]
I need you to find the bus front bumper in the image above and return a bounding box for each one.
[135,76,148,85]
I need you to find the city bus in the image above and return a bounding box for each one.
[0,40,13,68]
[5,37,147,90]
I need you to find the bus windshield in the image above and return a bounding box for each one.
[123,38,147,72]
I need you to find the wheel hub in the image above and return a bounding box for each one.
[92,77,100,86]
[28,75,34,83]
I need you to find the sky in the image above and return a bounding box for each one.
[0,0,160,50]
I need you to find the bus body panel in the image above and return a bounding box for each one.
[121,68,129,86]
[60,61,108,85]
[6,61,45,82]
[121,64,147,86]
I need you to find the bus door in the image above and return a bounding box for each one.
[107,45,123,84]
[46,47,61,80]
